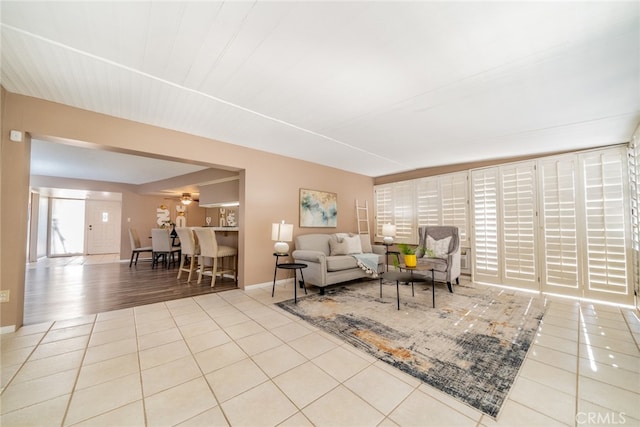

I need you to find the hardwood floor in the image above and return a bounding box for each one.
[24,254,237,325]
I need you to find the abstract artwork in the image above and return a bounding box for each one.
[299,189,337,227]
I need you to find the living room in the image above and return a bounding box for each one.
[1,2,639,425]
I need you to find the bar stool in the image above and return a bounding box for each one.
[193,227,237,287]
[175,227,199,282]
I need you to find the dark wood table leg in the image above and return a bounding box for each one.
[432,269,435,308]
[299,269,307,295]
[272,263,278,297]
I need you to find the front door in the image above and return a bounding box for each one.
[86,200,122,254]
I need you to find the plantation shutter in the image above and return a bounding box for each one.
[374,185,393,238]
[581,149,629,300]
[441,173,469,245]
[500,163,537,288]
[471,168,499,282]
[374,181,416,243]
[393,181,416,243]
[539,157,580,294]
[416,177,439,228]
[629,141,640,310]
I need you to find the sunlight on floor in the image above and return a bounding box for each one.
[27,254,123,269]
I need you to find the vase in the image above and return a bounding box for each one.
[404,254,417,268]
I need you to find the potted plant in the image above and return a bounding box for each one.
[397,243,421,267]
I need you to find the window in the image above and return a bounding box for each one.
[375,145,632,305]
[375,180,415,243]
[629,141,640,308]
[375,171,469,244]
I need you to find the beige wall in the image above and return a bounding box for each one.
[1,91,375,330]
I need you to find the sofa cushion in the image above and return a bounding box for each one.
[330,233,363,255]
[329,236,349,255]
[295,234,331,256]
[326,255,359,271]
[342,234,363,254]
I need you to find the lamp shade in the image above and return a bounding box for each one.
[382,223,396,245]
[382,223,397,237]
[272,221,293,254]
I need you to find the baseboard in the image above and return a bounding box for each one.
[0,324,17,334]
[245,278,293,290]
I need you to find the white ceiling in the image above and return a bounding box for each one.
[30,139,210,185]
[2,1,639,178]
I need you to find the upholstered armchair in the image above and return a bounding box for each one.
[417,226,461,292]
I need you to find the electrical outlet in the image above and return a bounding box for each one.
[0,290,9,303]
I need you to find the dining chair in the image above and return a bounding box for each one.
[129,228,153,267]
[175,227,199,282]
[193,227,238,287]
[151,228,181,269]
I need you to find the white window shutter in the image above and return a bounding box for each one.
[393,181,416,243]
[374,185,393,238]
[500,162,538,288]
[416,177,439,228]
[441,173,469,245]
[471,168,500,281]
[374,181,416,243]
[581,150,629,298]
[538,157,580,292]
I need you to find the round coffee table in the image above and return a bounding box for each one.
[379,270,433,310]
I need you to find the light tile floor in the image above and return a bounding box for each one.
[1,281,639,426]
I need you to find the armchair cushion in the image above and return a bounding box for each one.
[426,235,452,259]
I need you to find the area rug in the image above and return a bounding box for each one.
[276,281,546,417]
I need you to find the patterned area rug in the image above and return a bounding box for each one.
[277,280,546,417]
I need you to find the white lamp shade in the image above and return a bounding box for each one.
[382,223,396,244]
[272,221,293,254]
[382,224,396,237]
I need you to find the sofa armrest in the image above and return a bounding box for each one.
[292,249,328,287]
[292,250,325,263]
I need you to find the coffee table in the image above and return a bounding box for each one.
[400,260,453,293]
[379,270,434,310]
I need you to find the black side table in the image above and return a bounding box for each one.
[383,244,400,271]
[272,254,308,303]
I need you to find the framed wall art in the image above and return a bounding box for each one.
[299,189,337,227]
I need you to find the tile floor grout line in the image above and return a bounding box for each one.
[133,301,150,427]
[59,316,98,427]
[189,294,238,426]
[0,321,55,396]
[620,307,640,351]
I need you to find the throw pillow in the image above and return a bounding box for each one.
[426,235,452,259]
[329,236,349,256]
[343,234,363,254]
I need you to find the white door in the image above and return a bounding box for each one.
[86,200,122,254]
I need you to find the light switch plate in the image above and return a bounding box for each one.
[10,130,22,142]
[0,290,9,303]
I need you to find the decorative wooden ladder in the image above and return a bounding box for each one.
[355,199,370,235]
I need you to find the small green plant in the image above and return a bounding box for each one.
[397,244,418,255]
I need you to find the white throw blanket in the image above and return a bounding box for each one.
[352,253,379,278]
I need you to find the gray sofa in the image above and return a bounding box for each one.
[292,233,385,294]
